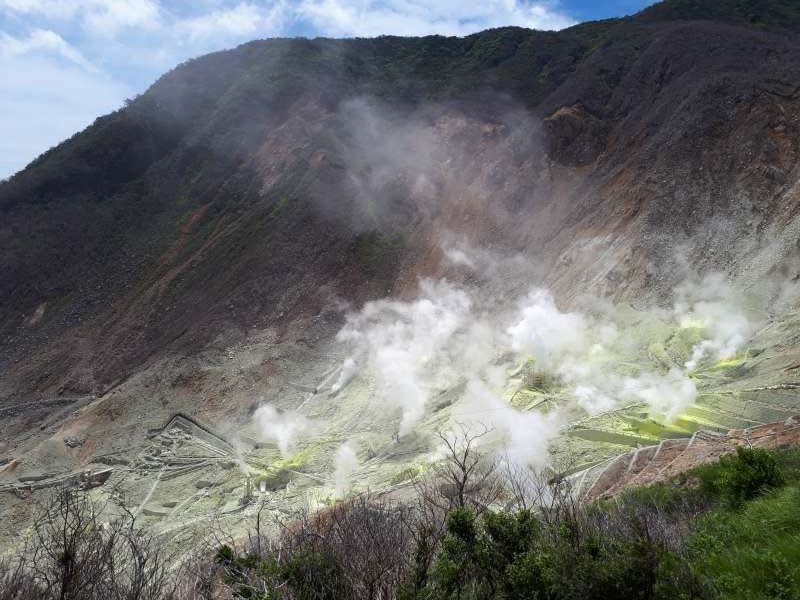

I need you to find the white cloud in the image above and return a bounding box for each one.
[296,0,575,37]
[178,1,289,40]
[2,0,576,38]
[0,28,95,70]
[82,0,161,35]
[0,0,79,20]
[0,0,162,35]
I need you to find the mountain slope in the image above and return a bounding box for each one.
[3,0,800,547]
[3,1,799,405]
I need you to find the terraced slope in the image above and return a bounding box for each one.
[577,416,800,501]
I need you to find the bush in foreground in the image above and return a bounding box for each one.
[714,446,785,508]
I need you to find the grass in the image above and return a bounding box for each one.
[655,447,800,599]
[688,486,800,599]
[605,447,800,599]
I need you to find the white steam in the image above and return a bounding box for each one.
[676,273,754,370]
[333,442,359,498]
[330,259,754,469]
[334,278,471,435]
[252,404,312,456]
[330,356,358,395]
[460,373,562,469]
[507,289,588,371]
[623,369,697,423]
[250,240,757,473]
[443,246,477,270]
[505,288,698,423]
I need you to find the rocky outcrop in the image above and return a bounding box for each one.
[543,104,608,166]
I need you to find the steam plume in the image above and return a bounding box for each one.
[252,404,312,455]
[333,442,359,498]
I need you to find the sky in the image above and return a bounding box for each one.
[0,0,657,179]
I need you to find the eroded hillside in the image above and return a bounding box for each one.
[3,0,800,555]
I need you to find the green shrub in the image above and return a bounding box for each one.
[429,508,481,598]
[504,550,547,599]
[716,446,785,508]
[213,449,800,600]
[619,480,691,513]
[280,550,346,600]
[216,544,235,564]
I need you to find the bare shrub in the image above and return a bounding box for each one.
[172,550,229,600]
[416,424,501,516]
[0,557,38,600]
[217,494,416,599]
[2,487,176,600]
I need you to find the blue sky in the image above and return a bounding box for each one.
[0,0,657,179]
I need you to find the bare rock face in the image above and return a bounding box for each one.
[63,436,84,448]
[78,468,112,491]
[543,104,607,166]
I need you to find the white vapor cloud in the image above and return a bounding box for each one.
[332,275,568,468]
[327,236,752,470]
[1,0,162,34]
[0,28,95,70]
[297,0,575,37]
[333,442,358,497]
[177,2,289,41]
[623,368,697,423]
[507,288,588,372]
[335,279,472,435]
[330,276,576,468]
[443,246,478,270]
[675,273,754,371]
[252,403,313,455]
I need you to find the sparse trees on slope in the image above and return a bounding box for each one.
[1,488,175,600]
